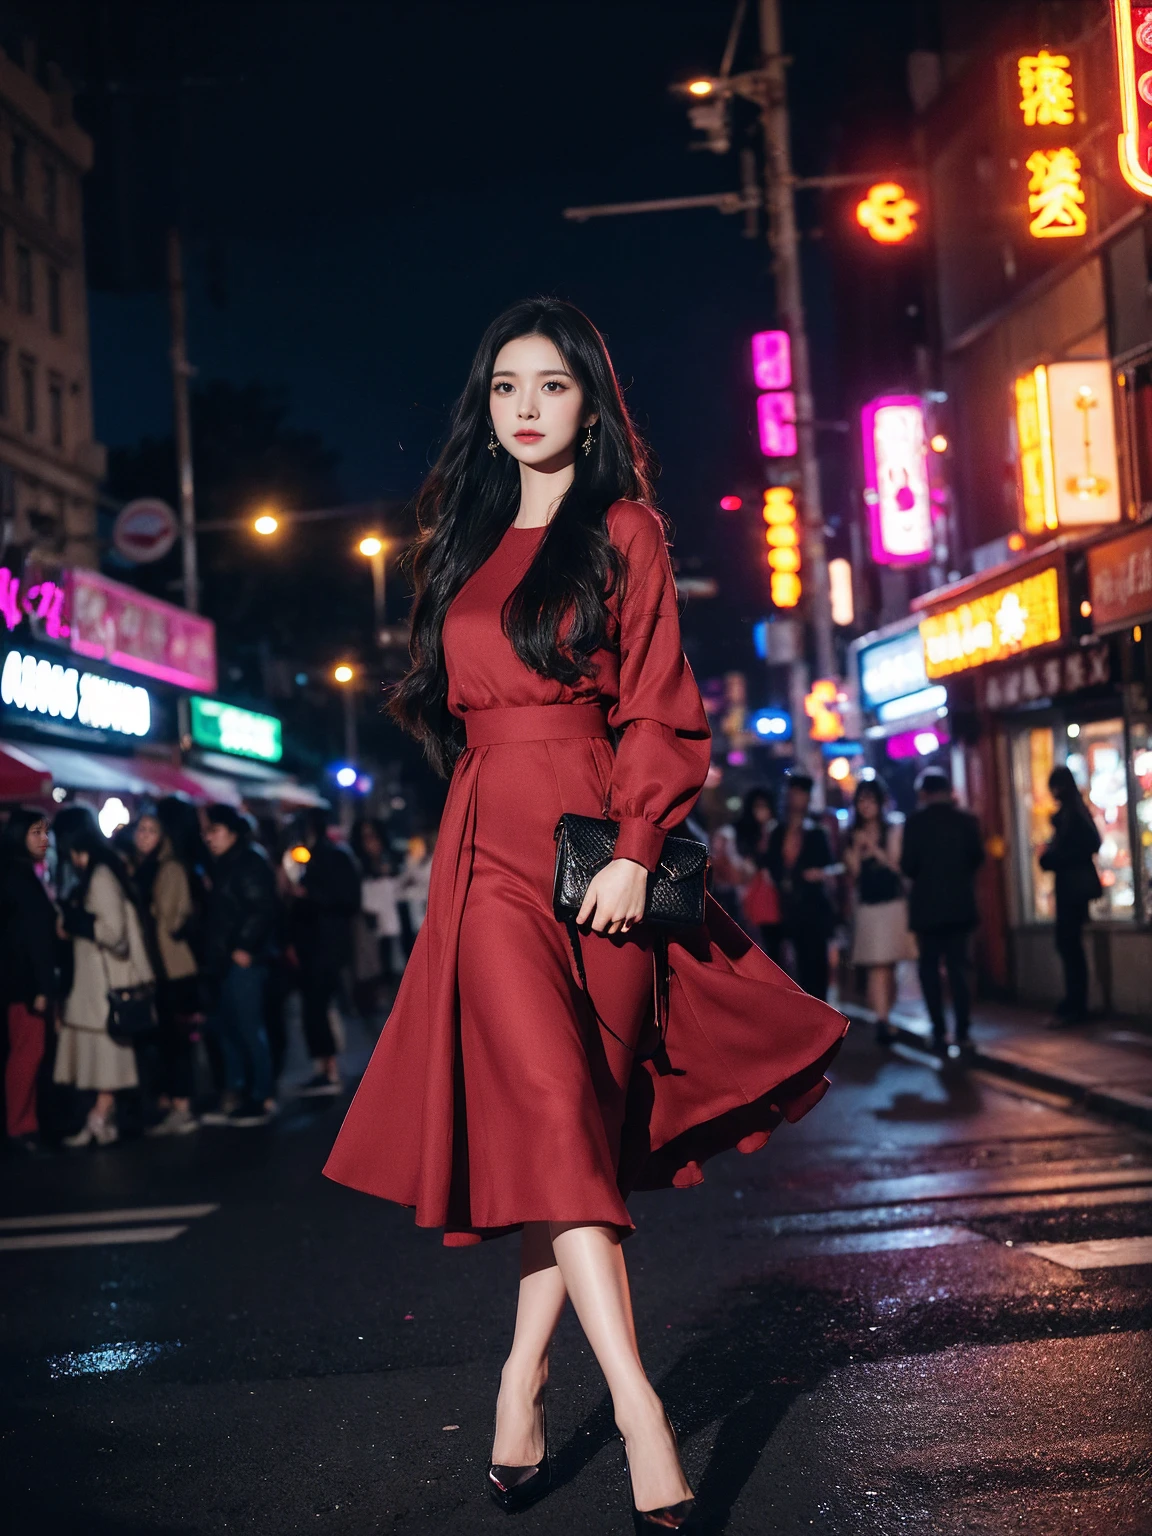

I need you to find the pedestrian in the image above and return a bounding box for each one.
[133,804,202,1136]
[0,807,58,1155]
[396,834,431,953]
[733,787,782,953]
[764,770,837,1000]
[900,766,985,1057]
[843,774,910,1047]
[53,810,154,1148]
[323,298,845,1526]
[290,809,361,1095]
[200,804,279,1127]
[351,816,403,1005]
[1039,765,1102,1027]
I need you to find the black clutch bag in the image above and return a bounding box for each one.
[552,813,709,929]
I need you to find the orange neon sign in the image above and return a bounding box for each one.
[855,182,919,244]
[763,486,801,608]
[1112,1,1152,197]
[919,568,1062,680]
[1017,50,1076,126]
[804,679,844,742]
[1025,147,1086,238]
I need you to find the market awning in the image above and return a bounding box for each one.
[0,741,53,801]
[11,744,242,806]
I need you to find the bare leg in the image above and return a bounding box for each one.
[491,1222,567,1465]
[94,1091,115,1119]
[550,1222,691,1513]
[867,965,895,1026]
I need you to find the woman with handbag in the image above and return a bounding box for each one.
[1040,765,1103,1026]
[733,787,783,956]
[323,299,846,1528]
[54,814,154,1148]
[843,775,910,1046]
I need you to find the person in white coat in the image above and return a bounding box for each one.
[54,816,154,1147]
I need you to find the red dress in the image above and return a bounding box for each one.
[324,501,847,1244]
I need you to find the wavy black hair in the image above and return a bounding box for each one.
[389,297,656,776]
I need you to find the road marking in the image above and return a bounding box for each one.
[1017,1236,1152,1270]
[803,1161,1152,1212]
[0,1225,190,1252]
[0,1204,218,1233]
[771,1225,986,1258]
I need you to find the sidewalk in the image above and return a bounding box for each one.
[840,992,1152,1132]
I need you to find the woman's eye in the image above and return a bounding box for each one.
[542,380,566,393]
[491,381,513,394]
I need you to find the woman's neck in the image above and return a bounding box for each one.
[513,457,575,528]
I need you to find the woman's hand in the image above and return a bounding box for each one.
[576,858,649,935]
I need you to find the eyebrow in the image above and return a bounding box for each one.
[491,368,574,379]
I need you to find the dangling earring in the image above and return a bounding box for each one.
[582,425,594,457]
[487,425,499,458]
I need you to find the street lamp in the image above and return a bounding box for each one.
[332,664,358,826]
[254,513,279,536]
[333,664,354,684]
[357,535,388,642]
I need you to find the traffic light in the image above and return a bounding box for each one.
[762,487,801,607]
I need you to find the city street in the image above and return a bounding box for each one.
[3,1021,1150,1536]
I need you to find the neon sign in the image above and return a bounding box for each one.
[0,567,69,638]
[860,395,932,566]
[919,568,1062,679]
[1111,1,1152,198]
[1017,50,1076,126]
[1014,362,1120,531]
[750,331,791,391]
[757,391,797,457]
[1,648,151,736]
[1025,147,1086,238]
[190,696,282,763]
[855,183,919,244]
[804,679,844,742]
[762,487,801,607]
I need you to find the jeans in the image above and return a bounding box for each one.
[213,963,273,1103]
[1054,899,1090,1015]
[916,929,972,1041]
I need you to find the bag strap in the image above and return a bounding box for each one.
[564,921,675,1075]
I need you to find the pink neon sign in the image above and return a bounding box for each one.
[860,394,933,566]
[757,390,797,457]
[0,566,69,638]
[751,330,791,390]
[69,569,217,691]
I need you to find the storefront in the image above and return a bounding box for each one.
[850,618,953,813]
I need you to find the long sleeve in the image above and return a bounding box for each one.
[604,504,711,872]
[89,866,129,958]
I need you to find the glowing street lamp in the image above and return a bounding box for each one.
[333,664,354,684]
[358,535,383,558]
[358,535,388,639]
[254,513,279,536]
[687,78,714,97]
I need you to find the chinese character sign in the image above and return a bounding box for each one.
[919,567,1062,679]
[757,391,797,457]
[1016,363,1121,530]
[750,331,791,391]
[861,395,933,566]
[1111,1,1152,197]
[856,182,919,244]
[1018,50,1076,126]
[1026,147,1086,237]
[1014,367,1056,533]
[1014,45,1087,238]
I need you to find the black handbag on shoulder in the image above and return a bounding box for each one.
[552,813,709,929]
[106,982,159,1043]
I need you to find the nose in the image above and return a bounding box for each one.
[517,391,540,420]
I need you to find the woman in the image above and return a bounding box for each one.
[0,807,57,1153]
[133,805,201,1135]
[1039,765,1102,1026]
[764,771,838,1001]
[732,787,781,954]
[351,817,403,1005]
[323,298,845,1526]
[843,775,909,1046]
[54,812,154,1148]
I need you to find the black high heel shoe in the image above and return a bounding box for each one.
[487,1396,550,1512]
[622,1421,697,1532]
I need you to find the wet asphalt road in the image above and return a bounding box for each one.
[2,1019,1152,1536]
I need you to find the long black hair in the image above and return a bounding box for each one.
[54,807,139,908]
[389,297,656,776]
[0,805,48,865]
[734,788,775,860]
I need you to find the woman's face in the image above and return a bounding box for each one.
[25,819,49,862]
[856,789,881,823]
[751,797,772,825]
[360,824,382,860]
[489,334,597,471]
[134,816,161,857]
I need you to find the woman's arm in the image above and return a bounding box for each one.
[89,866,129,957]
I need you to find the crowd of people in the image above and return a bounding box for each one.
[0,797,432,1157]
[712,762,1102,1054]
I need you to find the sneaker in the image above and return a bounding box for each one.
[297,1072,342,1097]
[200,1093,241,1126]
[146,1107,199,1137]
[227,1098,274,1127]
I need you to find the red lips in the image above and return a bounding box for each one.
[514,431,543,440]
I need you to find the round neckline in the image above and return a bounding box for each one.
[508,522,549,533]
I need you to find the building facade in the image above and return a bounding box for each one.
[0,43,102,573]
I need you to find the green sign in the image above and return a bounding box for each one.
[190,696,282,763]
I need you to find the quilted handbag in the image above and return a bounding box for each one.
[552,813,709,929]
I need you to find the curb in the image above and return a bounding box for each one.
[842,1006,1152,1134]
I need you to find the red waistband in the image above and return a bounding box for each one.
[462,702,610,748]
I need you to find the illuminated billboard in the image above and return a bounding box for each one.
[1014,361,1120,532]
[860,395,933,566]
[919,567,1062,679]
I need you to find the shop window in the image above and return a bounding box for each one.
[1012,726,1057,921]
[47,268,61,334]
[1066,719,1134,920]
[1129,723,1152,917]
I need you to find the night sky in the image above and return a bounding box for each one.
[20,0,936,675]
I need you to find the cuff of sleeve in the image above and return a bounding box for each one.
[613,817,667,874]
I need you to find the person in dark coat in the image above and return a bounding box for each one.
[764,771,837,1001]
[900,766,985,1054]
[290,809,362,1096]
[0,807,57,1153]
[200,804,279,1127]
[1039,765,1102,1026]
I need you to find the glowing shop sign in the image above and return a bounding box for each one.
[1017,50,1076,126]
[861,395,932,566]
[0,648,151,736]
[804,679,844,742]
[918,568,1062,680]
[858,628,929,710]
[856,183,919,244]
[0,566,69,638]
[762,487,801,607]
[757,389,797,457]
[750,330,791,391]
[190,696,282,763]
[1110,1,1152,198]
[1025,146,1086,238]
[1014,362,1120,531]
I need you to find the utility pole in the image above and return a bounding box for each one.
[167,228,198,614]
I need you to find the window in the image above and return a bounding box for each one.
[43,161,58,229]
[15,245,31,314]
[0,339,8,416]
[19,354,35,434]
[48,372,63,448]
[11,136,27,202]
[47,267,61,334]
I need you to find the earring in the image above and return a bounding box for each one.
[582,425,594,457]
[487,425,499,458]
